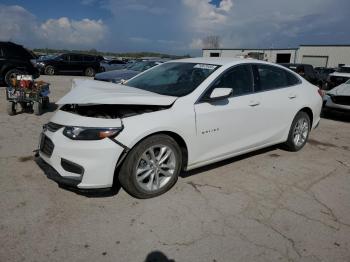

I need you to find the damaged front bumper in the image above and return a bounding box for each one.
[37,125,125,190]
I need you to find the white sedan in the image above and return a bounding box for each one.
[37,58,323,198]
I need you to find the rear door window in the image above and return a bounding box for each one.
[83,55,95,62]
[255,64,299,92]
[70,55,83,62]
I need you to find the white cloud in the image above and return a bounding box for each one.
[41,17,107,46]
[189,38,204,49]
[182,0,233,33]
[0,4,108,49]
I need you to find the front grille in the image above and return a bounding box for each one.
[40,135,54,157]
[331,96,350,106]
[47,122,63,132]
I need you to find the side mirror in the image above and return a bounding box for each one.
[209,87,233,101]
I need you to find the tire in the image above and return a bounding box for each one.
[5,69,24,87]
[119,134,182,199]
[283,111,311,152]
[6,101,16,116]
[33,101,43,116]
[44,66,55,75]
[85,67,95,77]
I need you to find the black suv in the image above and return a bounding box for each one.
[280,63,322,87]
[0,42,39,86]
[37,53,104,77]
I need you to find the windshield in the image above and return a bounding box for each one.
[126,62,220,97]
[126,61,155,72]
[346,79,350,84]
[338,66,350,73]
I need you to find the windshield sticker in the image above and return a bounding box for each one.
[194,64,217,70]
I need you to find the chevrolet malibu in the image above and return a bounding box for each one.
[37,58,323,198]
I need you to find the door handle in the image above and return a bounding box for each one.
[249,101,260,107]
[288,94,297,99]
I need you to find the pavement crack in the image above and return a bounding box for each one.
[187,181,222,193]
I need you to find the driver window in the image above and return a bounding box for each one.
[206,64,253,98]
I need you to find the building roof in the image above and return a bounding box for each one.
[202,48,298,51]
[300,44,350,47]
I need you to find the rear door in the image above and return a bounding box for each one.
[252,64,302,144]
[193,64,263,164]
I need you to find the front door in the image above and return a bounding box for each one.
[193,64,263,165]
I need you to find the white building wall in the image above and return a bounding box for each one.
[297,46,350,68]
[203,49,297,63]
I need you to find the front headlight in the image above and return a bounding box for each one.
[63,126,122,140]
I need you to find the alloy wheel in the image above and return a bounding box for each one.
[293,118,309,147]
[135,145,176,192]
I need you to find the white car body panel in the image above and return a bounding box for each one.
[38,58,323,189]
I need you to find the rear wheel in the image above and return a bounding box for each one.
[5,69,24,86]
[284,111,310,151]
[6,101,16,116]
[119,134,182,199]
[85,67,95,77]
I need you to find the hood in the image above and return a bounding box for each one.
[94,69,139,81]
[57,79,177,106]
[327,83,350,96]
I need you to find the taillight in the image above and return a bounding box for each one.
[318,88,325,98]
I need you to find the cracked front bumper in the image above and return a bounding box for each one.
[38,128,124,189]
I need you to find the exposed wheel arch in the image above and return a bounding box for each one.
[115,131,189,173]
[299,107,313,128]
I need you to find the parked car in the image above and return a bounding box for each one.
[37,58,322,198]
[0,41,39,86]
[94,60,162,83]
[326,65,350,90]
[280,63,322,87]
[323,79,350,112]
[37,53,103,77]
[314,67,335,84]
[100,59,127,72]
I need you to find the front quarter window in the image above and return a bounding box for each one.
[126,62,220,97]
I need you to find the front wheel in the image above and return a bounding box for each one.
[44,66,55,75]
[283,111,311,152]
[119,134,182,199]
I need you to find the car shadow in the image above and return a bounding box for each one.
[321,110,350,123]
[144,251,175,262]
[180,145,279,178]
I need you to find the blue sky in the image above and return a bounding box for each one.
[0,0,349,55]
